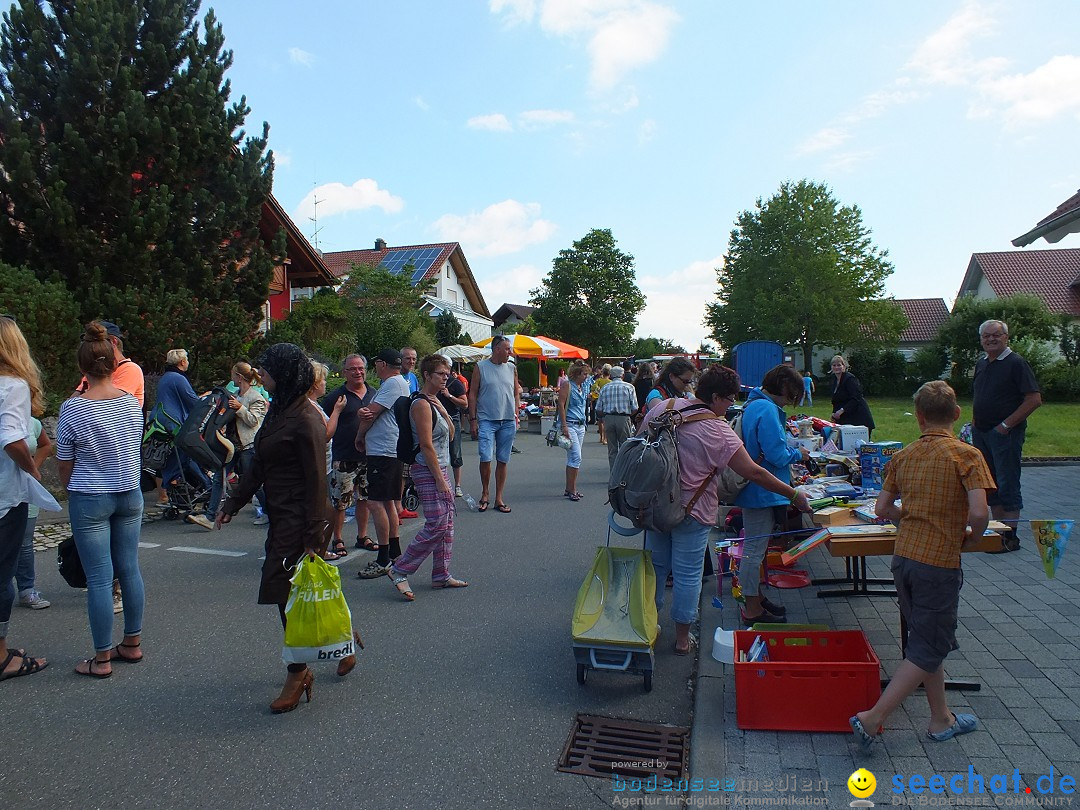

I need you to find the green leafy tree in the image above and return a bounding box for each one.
[628,336,685,358]
[1058,314,1080,367]
[0,0,279,381]
[705,180,905,368]
[263,288,356,363]
[500,315,538,336]
[0,262,81,408]
[434,311,465,347]
[936,293,1057,380]
[339,262,434,360]
[530,228,645,357]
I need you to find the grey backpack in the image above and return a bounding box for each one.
[608,399,719,533]
[715,408,748,505]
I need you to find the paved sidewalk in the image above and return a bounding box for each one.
[690,465,1080,808]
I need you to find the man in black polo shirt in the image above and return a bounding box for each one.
[971,319,1042,553]
[321,354,377,554]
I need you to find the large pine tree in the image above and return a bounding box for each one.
[0,0,279,380]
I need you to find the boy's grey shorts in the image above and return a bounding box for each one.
[891,555,963,673]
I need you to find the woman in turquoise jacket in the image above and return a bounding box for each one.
[734,365,809,624]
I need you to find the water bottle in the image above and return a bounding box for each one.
[462,493,479,512]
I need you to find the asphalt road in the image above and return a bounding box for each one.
[1,427,694,810]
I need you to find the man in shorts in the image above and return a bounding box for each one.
[849,381,994,753]
[355,348,411,578]
[467,335,519,513]
[321,354,375,555]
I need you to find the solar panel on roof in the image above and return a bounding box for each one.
[378,247,443,281]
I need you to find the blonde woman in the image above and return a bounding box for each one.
[557,360,591,501]
[829,355,875,436]
[0,315,49,681]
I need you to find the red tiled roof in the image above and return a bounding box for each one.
[1012,189,1080,247]
[322,242,457,281]
[958,248,1080,317]
[1036,189,1080,228]
[896,298,949,343]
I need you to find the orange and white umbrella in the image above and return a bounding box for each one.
[472,334,589,359]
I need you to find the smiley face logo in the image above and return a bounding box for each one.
[847,768,877,798]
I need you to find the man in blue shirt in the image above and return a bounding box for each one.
[400,346,419,394]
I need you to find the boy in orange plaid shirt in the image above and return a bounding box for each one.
[850,381,995,754]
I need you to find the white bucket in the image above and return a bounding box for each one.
[711,627,736,664]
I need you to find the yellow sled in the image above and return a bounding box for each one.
[571,513,658,691]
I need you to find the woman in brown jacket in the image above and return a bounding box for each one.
[216,343,329,713]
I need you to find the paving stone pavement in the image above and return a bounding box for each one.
[690,465,1080,809]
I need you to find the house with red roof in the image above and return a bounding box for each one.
[895,298,950,358]
[954,248,1080,319]
[1012,189,1080,247]
[261,193,337,329]
[322,239,494,341]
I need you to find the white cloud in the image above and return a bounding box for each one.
[288,47,315,67]
[795,126,851,156]
[431,200,557,257]
[638,118,657,144]
[636,256,723,351]
[822,149,877,175]
[972,55,1080,127]
[492,0,680,92]
[518,109,576,128]
[477,263,546,306]
[272,149,293,169]
[905,1,1006,86]
[467,113,514,132]
[292,179,404,222]
[489,0,536,27]
[414,96,430,111]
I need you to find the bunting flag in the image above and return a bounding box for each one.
[1030,520,1073,580]
[820,437,839,455]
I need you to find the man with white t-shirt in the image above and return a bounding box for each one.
[355,348,411,579]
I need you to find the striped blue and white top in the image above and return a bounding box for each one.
[56,394,144,494]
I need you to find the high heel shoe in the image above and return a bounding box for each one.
[270,668,313,714]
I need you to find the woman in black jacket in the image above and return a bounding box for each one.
[829,355,875,436]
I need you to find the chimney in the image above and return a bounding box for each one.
[375,238,387,251]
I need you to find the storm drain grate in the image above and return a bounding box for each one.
[557,714,688,781]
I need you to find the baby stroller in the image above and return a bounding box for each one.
[401,473,420,514]
[144,388,236,521]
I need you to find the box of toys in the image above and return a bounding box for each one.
[858,441,902,493]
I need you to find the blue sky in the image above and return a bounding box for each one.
[207,0,1080,351]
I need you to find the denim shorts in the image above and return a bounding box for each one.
[892,555,962,672]
[477,419,516,464]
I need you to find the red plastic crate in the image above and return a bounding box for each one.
[734,630,881,732]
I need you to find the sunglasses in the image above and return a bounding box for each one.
[1,313,15,322]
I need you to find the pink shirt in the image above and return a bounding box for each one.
[643,398,742,525]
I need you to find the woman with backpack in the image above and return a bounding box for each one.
[735,365,810,625]
[385,354,468,601]
[639,365,812,656]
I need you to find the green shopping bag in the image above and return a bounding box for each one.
[282,555,356,665]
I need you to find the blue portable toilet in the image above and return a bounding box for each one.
[732,341,784,390]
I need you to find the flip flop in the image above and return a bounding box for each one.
[494,503,511,513]
[926,712,977,742]
[673,633,698,656]
[432,577,469,589]
[477,500,489,512]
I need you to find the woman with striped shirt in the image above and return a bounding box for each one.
[56,322,146,678]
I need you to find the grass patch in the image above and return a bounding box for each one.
[789,397,1078,458]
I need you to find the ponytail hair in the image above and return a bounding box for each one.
[77,321,117,380]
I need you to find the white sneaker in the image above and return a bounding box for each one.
[113,591,124,614]
[185,513,214,531]
[253,513,269,526]
[18,589,50,610]
[455,486,463,497]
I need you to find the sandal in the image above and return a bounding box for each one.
[75,657,112,679]
[0,650,49,682]
[110,641,143,664]
[674,633,698,656]
[494,503,511,513]
[477,500,489,512]
[333,540,348,558]
[386,570,415,601]
[355,536,378,552]
[322,549,342,562]
[432,577,469,589]
[566,492,582,502]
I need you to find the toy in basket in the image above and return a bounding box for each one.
[571,512,659,692]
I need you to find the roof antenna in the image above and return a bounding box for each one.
[308,175,324,251]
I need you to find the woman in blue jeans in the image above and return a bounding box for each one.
[640,366,812,655]
[56,322,146,678]
[557,360,590,500]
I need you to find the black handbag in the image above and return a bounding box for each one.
[57,536,87,589]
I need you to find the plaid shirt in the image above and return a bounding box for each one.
[595,379,639,416]
[883,429,995,569]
